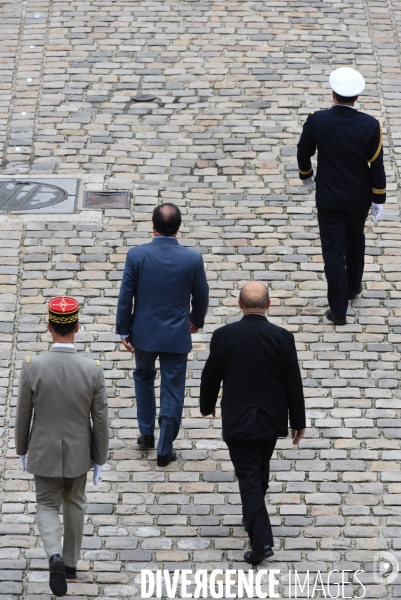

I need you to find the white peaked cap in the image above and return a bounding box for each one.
[329,67,365,97]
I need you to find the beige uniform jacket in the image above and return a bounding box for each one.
[15,347,109,478]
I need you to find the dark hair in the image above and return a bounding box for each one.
[152,203,181,236]
[49,321,78,337]
[334,92,358,104]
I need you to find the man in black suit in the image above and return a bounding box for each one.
[297,67,386,325]
[200,281,306,565]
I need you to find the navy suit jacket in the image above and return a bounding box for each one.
[116,236,209,353]
[297,105,386,211]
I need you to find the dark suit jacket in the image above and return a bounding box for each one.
[116,236,209,354]
[200,314,306,441]
[297,105,386,210]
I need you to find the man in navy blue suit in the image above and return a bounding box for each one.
[116,203,209,467]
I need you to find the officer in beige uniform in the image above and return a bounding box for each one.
[15,297,109,597]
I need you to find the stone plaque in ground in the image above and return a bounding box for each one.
[83,190,130,208]
[0,178,78,213]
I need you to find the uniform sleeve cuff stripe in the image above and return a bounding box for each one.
[372,187,386,194]
[299,167,313,175]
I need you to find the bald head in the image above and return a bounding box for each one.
[239,281,270,313]
[152,203,182,236]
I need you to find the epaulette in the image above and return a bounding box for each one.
[310,111,315,115]
[375,117,379,120]
[25,357,31,364]
[96,360,100,367]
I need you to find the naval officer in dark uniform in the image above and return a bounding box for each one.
[297,67,386,325]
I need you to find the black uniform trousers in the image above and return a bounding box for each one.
[317,206,370,317]
[227,439,277,552]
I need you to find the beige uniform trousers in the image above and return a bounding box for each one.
[34,473,87,568]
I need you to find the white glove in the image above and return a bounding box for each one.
[371,202,383,225]
[19,455,26,472]
[91,462,102,486]
[302,176,315,189]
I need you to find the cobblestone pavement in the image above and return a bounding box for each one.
[1,0,401,598]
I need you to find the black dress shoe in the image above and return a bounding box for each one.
[49,554,67,597]
[244,545,274,566]
[137,433,155,449]
[349,287,362,301]
[65,565,77,580]
[157,448,177,467]
[326,309,347,325]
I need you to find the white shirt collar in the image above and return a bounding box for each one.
[336,103,356,109]
[53,343,75,348]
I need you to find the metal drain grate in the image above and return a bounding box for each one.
[83,191,130,209]
[132,94,156,102]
